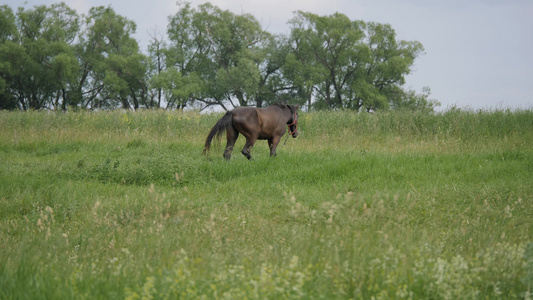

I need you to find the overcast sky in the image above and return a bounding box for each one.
[15,0,533,110]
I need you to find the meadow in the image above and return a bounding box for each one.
[0,108,532,299]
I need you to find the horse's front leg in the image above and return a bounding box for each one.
[268,136,281,157]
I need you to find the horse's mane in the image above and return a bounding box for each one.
[271,103,289,109]
[270,103,296,116]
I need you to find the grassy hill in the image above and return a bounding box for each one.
[1,109,532,299]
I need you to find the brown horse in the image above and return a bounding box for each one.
[203,104,299,160]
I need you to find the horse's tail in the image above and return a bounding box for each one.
[203,111,234,155]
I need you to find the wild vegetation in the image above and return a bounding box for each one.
[1,109,532,299]
[0,2,437,112]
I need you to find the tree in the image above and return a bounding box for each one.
[390,86,440,112]
[200,3,264,109]
[0,5,18,109]
[286,12,425,111]
[166,2,269,111]
[360,22,424,111]
[286,12,365,110]
[1,2,434,112]
[163,2,209,110]
[146,28,166,108]
[75,6,147,110]
[0,4,79,110]
[252,34,306,108]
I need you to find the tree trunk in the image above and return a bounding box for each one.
[61,89,68,111]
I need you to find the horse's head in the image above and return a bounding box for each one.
[287,105,299,138]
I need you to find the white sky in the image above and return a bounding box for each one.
[13,0,533,110]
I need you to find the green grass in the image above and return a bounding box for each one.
[1,109,532,299]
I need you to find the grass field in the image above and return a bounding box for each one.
[1,108,532,299]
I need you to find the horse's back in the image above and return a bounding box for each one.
[232,106,260,124]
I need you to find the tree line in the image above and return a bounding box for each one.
[0,2,439,111]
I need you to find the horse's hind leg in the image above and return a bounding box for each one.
[224,126,238,161]
[241,136,257,160]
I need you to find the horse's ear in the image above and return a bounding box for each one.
[288,104,299,111]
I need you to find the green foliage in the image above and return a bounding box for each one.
[286,12,425,111]
[0,109,532,298]
[79,6,147,110]
[0,5,16,42]
[1,2,433,112]
[0,4,147,110]
[165,2,269,110]
[0,4,80,110]
[391,86,441,112]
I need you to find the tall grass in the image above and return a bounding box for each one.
[1,109,532,299]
